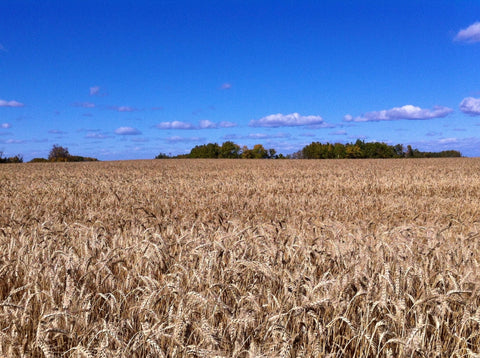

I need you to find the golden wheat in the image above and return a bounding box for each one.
[1,158,480,356]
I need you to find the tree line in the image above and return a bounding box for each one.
[156,140,461,159]
[0,145,98,164]
[29,145,98,162]
[296,140,461,159]
[0,141,462,164]
[156,141,282,159]
[0,152,23,163]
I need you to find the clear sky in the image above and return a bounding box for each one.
[1,0,480,160]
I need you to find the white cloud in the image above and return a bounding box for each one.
[156,121,195,129]
[455,22,480,43]
[1,123,11,129]
[114,127,141,135]
[249,112,325,127]
[345,105,453,122]
[219,121,237,128]
[115,106,137,112]
[90,86,100,96]
[330,130,347,135]
[85,132,111,139]
[248,133,269,139]
[5,139,25,144]
[460,97,480,116]
[199,120,217,129]
[221,83,232,90]
[0,99,24,107]
[438,137,458,144]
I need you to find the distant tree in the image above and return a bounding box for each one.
[0,151,23,164]
[48,145,70,162]
[155,153,170,159]
[220,141,241,158]
[188,143,221,158]
[406,145,414,158]
[29,158,49,163]
[268,148,277,159]
[251,144,269,159]
[241,146,253,158]
[394,144,405,158]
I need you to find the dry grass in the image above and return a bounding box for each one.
[1,158,480,357]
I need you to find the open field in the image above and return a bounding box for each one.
[1,158,480,357]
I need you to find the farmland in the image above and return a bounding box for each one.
[1,158,480,357]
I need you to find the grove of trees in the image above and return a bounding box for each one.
[156,140,461,160]
[296,140,461,159]
[28,145,99,163]
[0,151,23,163]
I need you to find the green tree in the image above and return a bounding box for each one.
[188,143,220,158]
[268,148,277,159]
[251,144,269,159]
[220,141,240,158]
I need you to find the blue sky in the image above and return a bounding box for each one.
[1,0,480,160]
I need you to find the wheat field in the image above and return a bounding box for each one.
[1,158,480,357]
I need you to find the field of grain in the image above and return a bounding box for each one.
[1,158,480,357]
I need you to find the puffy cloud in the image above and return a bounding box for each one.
[0,99,24,107]
[114,127,141,135]
[221,83,232,90]
[1,123,11,129]
[249,113,325,127]
[438,137,458,144]
[455,22,480,43]
[460,97,480,116]
[156,121,195,130]
[219,121,237,128]
[199,120,217,129]
[110,106,138,112]
[345,105,453,122]
[85,132,111,139]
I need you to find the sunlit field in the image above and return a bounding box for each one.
[1,158,480,357]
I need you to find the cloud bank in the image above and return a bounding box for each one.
[0,99,24,107]
[219,121,237,128]
[114,127,141,135]
[249,113,325,127]
[157,121,195,130]
[455,22,480,43]
[199,120,217,129]
[157,120,236,130]
[344,105,453,122]
[460,97,480,116]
